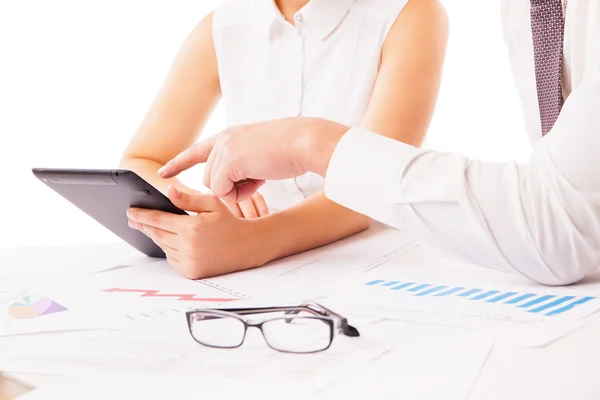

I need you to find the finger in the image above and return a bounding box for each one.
[158,136,218,179]
[211,164,237,202]
[238,199,259,219]
[251,193,269,217]
[234,180,266,203]
[223,200,244,218]
[162,244,180,256]
[166,254,183,270]
[134,223,180,250]
[127,209,186,233]
[130,220,168,251]
[209,150,225,192]
[203,145,219,189]
[168,185,221,213]
[153,238,179,256]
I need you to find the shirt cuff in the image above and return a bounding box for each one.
[324,127,416,226]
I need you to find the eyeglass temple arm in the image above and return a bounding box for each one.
[287,303,360,338]
[188,305,360,337]
[341,322,360,337]
[300,302,360,336]
[208,305,319,316]
[205,302,334,318]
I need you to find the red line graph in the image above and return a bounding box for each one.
[103,288,237,302]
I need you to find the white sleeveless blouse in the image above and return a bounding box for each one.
[213,0,408,211]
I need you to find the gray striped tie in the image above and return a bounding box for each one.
[530,0,565,136]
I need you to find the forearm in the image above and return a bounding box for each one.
[256,191,372,264]
[120,157,203,196]
[118,11,219,198]
[325,114,600,286]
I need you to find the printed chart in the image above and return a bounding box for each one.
[98,283,242,322]
[365,279,596,317]
[8,295,68,320]
[347,277,600,346]
[102,288,237,303]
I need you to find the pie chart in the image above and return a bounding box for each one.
[8,295,68,320]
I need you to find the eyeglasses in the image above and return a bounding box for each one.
[186,302,360,354]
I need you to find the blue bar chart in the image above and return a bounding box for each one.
[365,279,596,317]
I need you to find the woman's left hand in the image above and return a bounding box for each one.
[127,185,267,279]
[224,193,269,219]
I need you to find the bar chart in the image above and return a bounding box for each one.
[364,280,596,317]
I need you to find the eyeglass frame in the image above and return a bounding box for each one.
[185,301,360,354]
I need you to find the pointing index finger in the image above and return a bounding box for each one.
[158,135,218,179]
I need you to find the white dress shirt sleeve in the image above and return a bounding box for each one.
[325,77,600,286]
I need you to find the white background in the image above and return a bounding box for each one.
[0,0,530,248]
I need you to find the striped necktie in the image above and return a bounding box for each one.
[530,0,565,136]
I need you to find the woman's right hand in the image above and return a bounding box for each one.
[225,192,269,219]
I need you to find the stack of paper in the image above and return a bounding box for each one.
[5,223,600,398]
[0,305,493,399]
[0,225,499,399]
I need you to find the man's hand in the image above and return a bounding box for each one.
[158,117,349,203]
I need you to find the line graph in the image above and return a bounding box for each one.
[103,288,238,303]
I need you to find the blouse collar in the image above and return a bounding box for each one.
[257,0,356,40]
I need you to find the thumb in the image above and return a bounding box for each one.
[234,179,266,203]
[167,185,220,213]
[159,135,217,179]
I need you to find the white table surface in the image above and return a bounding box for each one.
[3,242,600,400]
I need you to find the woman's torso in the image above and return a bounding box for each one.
[213,0,408,211]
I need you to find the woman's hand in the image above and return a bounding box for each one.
[126,185,267,279]
[224,193,269,219]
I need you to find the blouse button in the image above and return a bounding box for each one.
[294,14,303,24]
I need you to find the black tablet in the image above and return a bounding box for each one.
[32,168,188,258]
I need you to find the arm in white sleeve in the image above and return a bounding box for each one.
[325,77,600,286]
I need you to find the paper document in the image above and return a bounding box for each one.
[0,289,112,336]
[316,320,492,400]
[205,222,418,299]
[0,227,496,399]
[0,223,417,335]
[0,309,492,399]
[0,242,151,292]
[17,379,305,400]
[331,247,600,346]
[0,262,243,336]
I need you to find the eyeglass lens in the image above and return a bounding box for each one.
[262,316,332,353]
[190,313,246,348]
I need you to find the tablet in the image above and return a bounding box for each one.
[32,168,188,258]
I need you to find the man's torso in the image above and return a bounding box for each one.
[501,0,600,144]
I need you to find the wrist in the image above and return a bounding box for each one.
[245,217,280,267]
[297,118,350,177]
